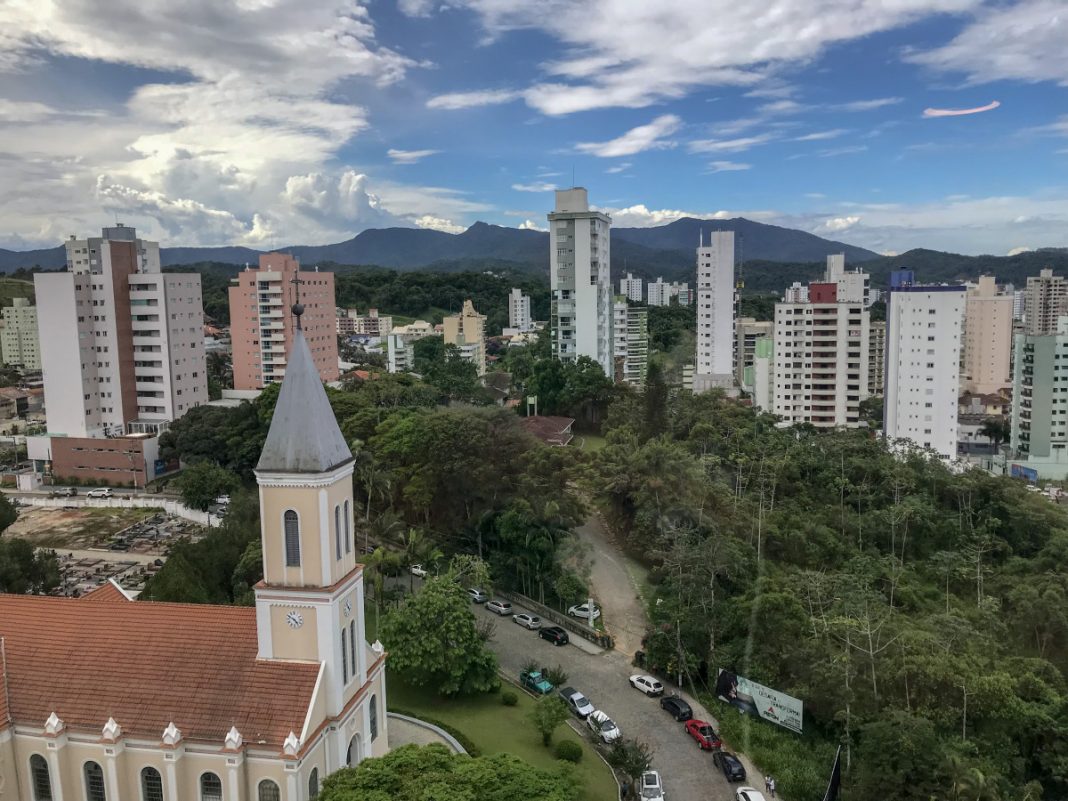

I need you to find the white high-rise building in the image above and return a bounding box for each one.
[1024,268,1068,335]
[619,273,643,303]
[783,282,809,303]
[884,283,965,460]
[647,277,670,306]
[961,275,1013,394]
[35,225,207,438]
[1012,289,1026,321]
[509,288,532,332]
[671,282,693,306]
[549,188,613,376]
[612,297,649,386]
[824,253,869,305]
[0,298,40,371]
[694,232,735,391]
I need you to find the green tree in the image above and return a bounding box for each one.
[380,576,499,696]
[176,462,240,511]
[979,416,1011,452]
[528,695,570,746]
[0,538,60,594]
[0,492,18,535]
[852,711,948,800]
[605,739,654,799]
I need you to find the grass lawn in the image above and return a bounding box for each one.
[574,434,608,452]
[387,672,618,801]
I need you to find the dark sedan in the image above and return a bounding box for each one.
[659,694,693,721]
[539,626,570,646]
[713,750,747,782]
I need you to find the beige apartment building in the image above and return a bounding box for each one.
[443,299,486,375]
[0,321,387,801]
[868,320,886,396]
[229,254,338,390]
[961,275,1013,394]
[0,297,40,371]
[1024,268,1067,336]
[735,317,773,385]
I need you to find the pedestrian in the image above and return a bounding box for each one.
[764,776,771,793]
[769,776,776,797]
[620,780,629,800]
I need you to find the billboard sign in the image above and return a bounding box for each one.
[715,669,803,734]
[1010,463,1039,483]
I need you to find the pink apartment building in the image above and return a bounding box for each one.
[229,253,338,390]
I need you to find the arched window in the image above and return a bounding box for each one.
[200,772,222,801]
[334,505,342,560]
[84,761,106,801]
[284,510,300,567]
[346,734,361,766]
[141,767,164,801]
[308,768,319,800]
[29,754,52,801]
[370,694,378,741]
[341,625,349,684]
[257,781,281,801]
[349,620,357,680]
[344,500,351,554]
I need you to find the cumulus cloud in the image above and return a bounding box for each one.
[707,161,751,173]
[426,89,521,109]
[518,219,548,232]
[1008,246,1033,256]
[387,148,440,164]
[575,114,680,158]
[512,181,558,193]
[820,215,861,232]
[923,101,1000,118]
[414,215,465,234]
[600,204,775,228]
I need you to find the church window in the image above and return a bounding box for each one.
[349,620,357,679]
[344,500,351,553]
[346,735,361,766]
[200,772,222,801]
[308,768,320,800]
[335,505,341,560]
[370,694,378,741]
[284,510,300,567]
[30,754,52,801]
[341,625,349,684]
[84,761,106,801]
[258,781,281,801]
[140,768,164,801]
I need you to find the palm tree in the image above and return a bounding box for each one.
[400,528,443,593]
[979,416,1011,454]
[363,547,400,632]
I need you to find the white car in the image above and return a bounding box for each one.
[409,564,428,578]
[629,674,664,697]
[736,788,768,801]
[86,488,113,499]
[585,709,621,743]
[486,600,513,616]
[640,770,665,801]
[467,588,488,603]
[567,602,601,621]
[513,613,542,630]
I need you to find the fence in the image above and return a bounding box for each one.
[14,495,219,527]
[495,589,614,650]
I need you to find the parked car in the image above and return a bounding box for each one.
[49,487,77,498]
[629,674,664,697]
[86,488,113,499]
[685,719,722,750]
[520,670,554,695]
[736,787,768,801]
[639,770,665,801]
[660,694,693,721]
[215,494,231,506]
[513,613,542,630]
[539,626,569,646]
[713,751,747,782]
[558,687,594,719]
[486,599,513,616]
[567,602,601,621]
[585,710,621,743]
[467,588,488,603]
[409,564,428,578]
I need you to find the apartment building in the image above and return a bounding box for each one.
[229,253,337,390]
[868,320,886,396]
[549,188,613,377]
[961,275,1013,394]
[509,288,533,332]
[1009,316,1068,477]
[672,282,693,306]
[694,231,735,392]
[783,282,809,303]
[443,299,487,376]
[773,282,869,427]
[735,317,773,385]
[824,253,869,305]
[612,297,649,386]
[385,321,434,374]
[884,274,965,460]
[1024,268,1067,335]
[0,297,40,371]
[742,337,774,412]
[619,273,644,304]
[336,308,358,335]
[647,278,670,306]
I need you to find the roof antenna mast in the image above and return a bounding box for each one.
[290,274,305,330]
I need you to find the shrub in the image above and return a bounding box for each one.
[501,691,519,707]
[554,739,583,763]
[389,707,482,757]
[542,664,568,687]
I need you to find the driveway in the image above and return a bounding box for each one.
[478,601,752,801]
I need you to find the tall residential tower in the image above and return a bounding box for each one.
[694,231,735,392]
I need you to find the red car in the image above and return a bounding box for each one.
[685,719,722,750]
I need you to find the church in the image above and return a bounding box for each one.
[0,313,388,801]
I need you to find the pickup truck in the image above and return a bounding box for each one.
[558,686,594,718]
[520,670,554,695]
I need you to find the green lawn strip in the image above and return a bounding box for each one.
[386,672,617,801]
[576,434,607,452]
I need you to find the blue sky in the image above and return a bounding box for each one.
[0,1,1066,256]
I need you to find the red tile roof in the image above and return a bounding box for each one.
[79,581,130,603]
[0,594,319,747]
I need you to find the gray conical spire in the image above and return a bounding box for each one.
[256,326,352,474]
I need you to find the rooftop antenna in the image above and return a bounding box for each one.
[290,274,305,330]
[572,164,576,189]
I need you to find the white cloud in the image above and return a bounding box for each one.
[414,215,465,234]
[923,101,1000,118]
[818,145,868,157]
[1008,246,1033,256]
[908,0,1068,86]
[707,160,751,173]
[805,192,827,199]
[605,162,632,174]
[518,219,548,232]
[575,114,680,158]
[834,97,903,112]
[688,133,776,153]
[793,128,849,141]
[821,215,861,232]
[397,0,437,16]
[512,181,558,192]
[387,148,440,164]
[601,204,775,228]
[426,88,521,109]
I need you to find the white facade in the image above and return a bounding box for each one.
[0,297,40,371]
[549,188,613,377]
[386,334,415,373]
[508,288,533,332]
[824,253,869,305]
[884,285,965,460]
[612,298,648,386]
[35,225,207,438]
[961,275,1013,394]
[783,282,809,303]
[647,278,670,307]
[671,282,693,306]
[619,273,644,304]
[694,232,735,391]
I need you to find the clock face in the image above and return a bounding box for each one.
[343,599,352,618]
[286,610,304,629]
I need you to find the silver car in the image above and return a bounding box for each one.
[586,710,621,743]
[467,588,488,603]
[513,613,542,630]
[486,599,513,616]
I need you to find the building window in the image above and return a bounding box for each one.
[84,761,106,801]
[342,625,349,684]
[141,768,164,801]
[370,694,378,741]
[335,504,342,560]
[257,781,281,801]
[200,773,222,801]
[284,510,300,567]
[344,500,351,554]
[308,769,319,800]
[347,735,362,766]
[350,619,357,679]
[30,755,52,801]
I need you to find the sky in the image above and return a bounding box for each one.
[0,0,1066,257]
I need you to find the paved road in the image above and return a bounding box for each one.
[478,600,752,801]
